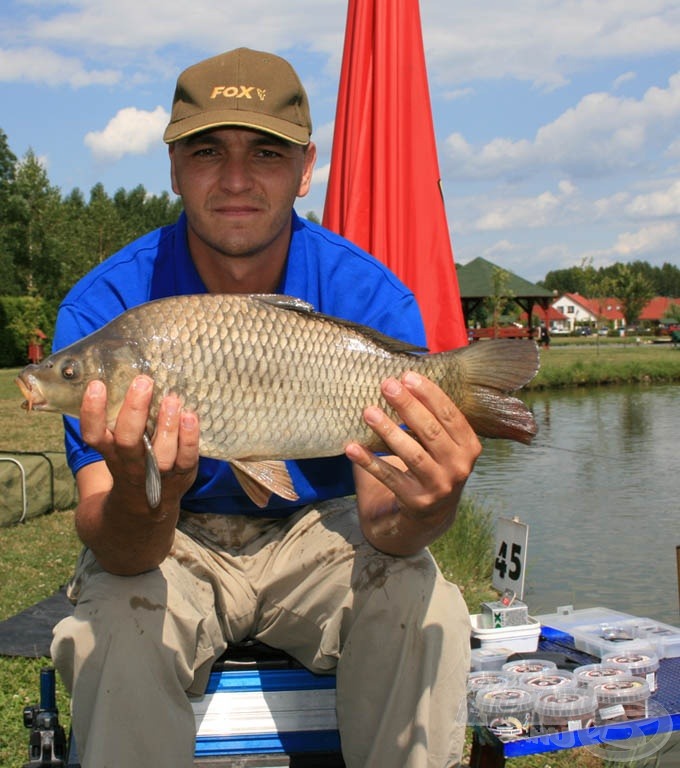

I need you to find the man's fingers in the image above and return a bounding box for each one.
[152,393,182,471]
[175,411,200,474]
[113,376,155,449]
[79,380,109,448]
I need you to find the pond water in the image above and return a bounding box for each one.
[464,383,680,626]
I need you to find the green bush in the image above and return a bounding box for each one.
[0,296,54,367]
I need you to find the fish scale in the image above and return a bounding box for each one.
[17,293,540,507]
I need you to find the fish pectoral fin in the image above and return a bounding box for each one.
[230,459,299,508]
[142,432,162,508]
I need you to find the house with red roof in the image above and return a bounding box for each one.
[520,304,569,333]
[547,293,679,333]
[638,296,680,324]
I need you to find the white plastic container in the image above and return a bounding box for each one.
[592,676,651,722]
[519,669,575,694]
[470,614,540,653]
[601,650,660,693]
[537,607,680,659]
[502,658,557,676]
[466,671,516,724]
[476,686,535,739]
[534,689,597,733]
[633,619,680,659]
[470,647,513,671]
[572,663,629,689]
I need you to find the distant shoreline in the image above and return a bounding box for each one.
[523,338,680,389]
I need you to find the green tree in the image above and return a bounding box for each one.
[0,129,19,294]
[484,266,513,336]
[663,302,680,324]
[657,262,680,296]
[3,149,62,297]
[610,264,655,326]
[140,190,183,233]
[542,265,590,295]
[0,128,16,187]
[85,183,122,266]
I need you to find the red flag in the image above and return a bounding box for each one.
[322,0,467,351]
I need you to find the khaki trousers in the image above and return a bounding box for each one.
[52,497,470,767]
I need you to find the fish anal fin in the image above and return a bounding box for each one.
[230,459,299,508]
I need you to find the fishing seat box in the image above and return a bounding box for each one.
[66,641,345,767]
[191,642,343,766]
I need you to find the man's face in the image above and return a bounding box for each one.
[170,127,316,261]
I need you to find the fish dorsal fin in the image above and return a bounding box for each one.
[251,294,428,356]
[230,459,300,508]
[251,294,316,312]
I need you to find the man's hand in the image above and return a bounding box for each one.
[345,371,482,556]
[75,375,200,575]
[80,375,199,514]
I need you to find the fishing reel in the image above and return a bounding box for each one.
[23,667,67,768]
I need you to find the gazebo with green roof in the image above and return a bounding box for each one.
[455,256,556,335]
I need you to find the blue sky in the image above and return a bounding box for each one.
[2,0,679,284]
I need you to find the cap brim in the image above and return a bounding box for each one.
[163,108,310,145]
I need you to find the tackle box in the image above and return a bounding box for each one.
[537,606,680,659]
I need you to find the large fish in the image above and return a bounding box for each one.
[17,294,539,507]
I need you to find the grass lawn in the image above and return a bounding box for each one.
[529,336,680,388]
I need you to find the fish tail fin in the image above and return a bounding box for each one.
[442,339,540,444]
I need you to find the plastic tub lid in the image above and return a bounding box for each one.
[470,647,512,665]
[601,651,659,674]
[534,689,597,717]
[502,659,557,676]
[467,671,515,692]
[519,670,574,691]
[471,647,513,660]
[476,686,535,715]
[592,676,651,705]
[573,663,629,687]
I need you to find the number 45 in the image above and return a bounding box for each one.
[495,540,522,581]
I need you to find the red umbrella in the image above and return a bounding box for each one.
[323,0,467,351]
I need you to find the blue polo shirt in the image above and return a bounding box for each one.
[54,210,426,516]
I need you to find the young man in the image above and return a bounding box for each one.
[51,48,480,767]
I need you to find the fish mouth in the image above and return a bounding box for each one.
[16,374,47,412]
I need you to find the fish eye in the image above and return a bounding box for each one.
[60,359,81,381]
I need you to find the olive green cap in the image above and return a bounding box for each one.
[163,47,312,145]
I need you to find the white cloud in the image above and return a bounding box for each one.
[587,221,679,262]
[626,180,680,217]
[310,162,330,187]
[84,106,169,162]
[23,0,347,58]
[423,1,680,88]
[467,180,579,232]
[444,87,475,102]
[445,72,680,180]
[613,71,636,90]
[4,1,679,91]
[0,47,119,87]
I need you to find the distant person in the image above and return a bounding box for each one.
[50,48,479,767]
[540,324,551,348]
